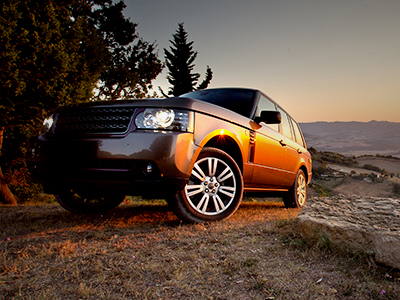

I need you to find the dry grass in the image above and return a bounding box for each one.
[1,199,400,299]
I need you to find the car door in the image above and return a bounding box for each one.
[250,126,287,188]
[282,116,309,186]
[249,95,287,188]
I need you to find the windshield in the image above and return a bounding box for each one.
[180,88,257,118]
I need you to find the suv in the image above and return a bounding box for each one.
[27,88,312,222]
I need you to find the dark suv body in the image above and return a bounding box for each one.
[27,88,312,222]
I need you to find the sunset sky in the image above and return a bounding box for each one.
[125,0,400,123]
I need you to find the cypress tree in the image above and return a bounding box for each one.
[164,23,213,96]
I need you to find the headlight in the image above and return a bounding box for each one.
[135,109,193,132]
[40,115,54,133]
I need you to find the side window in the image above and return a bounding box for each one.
[291,118,305,147]
[276,107,292,139]
[255,95,279,132]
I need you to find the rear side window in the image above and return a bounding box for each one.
[277,107,292,139]
[291,118,305,147]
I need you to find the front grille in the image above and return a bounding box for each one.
[54,107,136,135]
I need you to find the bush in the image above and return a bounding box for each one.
[312,163,327,178]
[363,164,389,176]
[309,183,332,197]
[310,150,357,167]
[10,182,55,204]
[393,183,400,195]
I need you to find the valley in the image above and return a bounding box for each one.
[308,150,400,199]
[300,120,400,157]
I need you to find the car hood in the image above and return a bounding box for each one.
[54,97,254,128]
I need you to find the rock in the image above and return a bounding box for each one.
[297,194,400,269]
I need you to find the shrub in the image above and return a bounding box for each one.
[10,182,55,204]
[393,183,400,195]
[309,183,332,197]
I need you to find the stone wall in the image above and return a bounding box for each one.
[297,195,400,269]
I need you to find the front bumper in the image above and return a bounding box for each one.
[26,131,201,197]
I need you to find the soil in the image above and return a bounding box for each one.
[2,156,400,299]
[331,176,396,198]
[1,200,400,299]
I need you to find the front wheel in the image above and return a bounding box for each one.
[55,190,125,214]
[283,169,307,208]
[168,147,244,223]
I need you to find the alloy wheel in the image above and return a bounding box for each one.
[185,156,237,216]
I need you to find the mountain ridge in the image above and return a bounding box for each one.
[299,120,400,157]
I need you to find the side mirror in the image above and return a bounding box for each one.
[254,111,281,124]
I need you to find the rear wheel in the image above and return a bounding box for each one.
[283,169,307,208]
[168,147,243,223]
[55,190,125,214]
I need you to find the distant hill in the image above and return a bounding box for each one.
[299,121,400,157]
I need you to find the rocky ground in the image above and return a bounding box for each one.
[298,194,400,269]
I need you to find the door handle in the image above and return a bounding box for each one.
[279,140,286,147]
[297,149,302,154]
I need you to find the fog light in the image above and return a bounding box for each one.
[30,147,36,158]
[146,163,153,174]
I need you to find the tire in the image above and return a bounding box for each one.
[168,147,244,223]
[283,169,307,208]
[55,189,125,214]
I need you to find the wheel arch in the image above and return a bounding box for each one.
[202,135,244,174]
[299,164,309,183]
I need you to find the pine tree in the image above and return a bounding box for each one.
[164,23,213,97]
